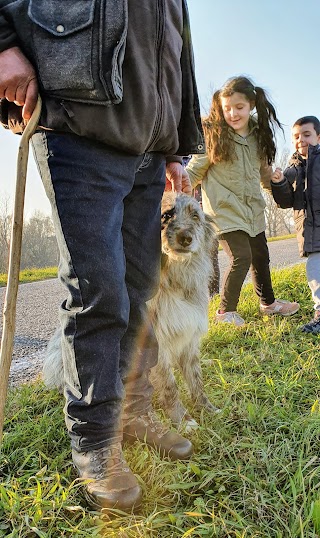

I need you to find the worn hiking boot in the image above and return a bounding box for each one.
[299,311,320,334]
[260,299,300,316]
[123,410,193,460]
[215,310,245,326]
[72,442,142,511]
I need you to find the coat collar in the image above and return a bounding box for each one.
[290,144,320,166]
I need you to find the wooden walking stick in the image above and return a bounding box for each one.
[0,96,42,443]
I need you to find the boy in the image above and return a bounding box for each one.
[272,116,320,334]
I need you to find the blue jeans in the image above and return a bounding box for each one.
[32,132,165,451]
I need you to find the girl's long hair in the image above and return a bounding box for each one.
[203,76,283,165]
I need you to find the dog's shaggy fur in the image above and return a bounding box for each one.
[148,192,219,429]
[43,192,219,430]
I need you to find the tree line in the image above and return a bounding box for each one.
[0,197,58,273]
[264,148,294,237]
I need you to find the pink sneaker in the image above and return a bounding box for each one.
[216,310,245,326]
[260,299,300,316]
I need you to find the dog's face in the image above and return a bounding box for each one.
[161,192,215,259]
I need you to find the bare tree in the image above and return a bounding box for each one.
[0,200,58,272]
[21,210,58,269]
[264,147,294,237]
[0,195,12,272]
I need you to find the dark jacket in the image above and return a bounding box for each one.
[271,145,320,256]
[0,0,204,156]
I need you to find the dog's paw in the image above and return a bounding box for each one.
[176,413,199,433]
[206,402,221,414]
[183,417,199,433]
[196,397,221,414]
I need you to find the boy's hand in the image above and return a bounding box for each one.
[0,46,38,120]
[272,167,284,183]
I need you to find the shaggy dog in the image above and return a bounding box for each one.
[43,192,219,430]
[148,192,219,429]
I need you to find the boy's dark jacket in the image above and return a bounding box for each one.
[271,144,320,256]
[0,0,204,157]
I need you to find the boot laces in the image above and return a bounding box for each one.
[90,442,130,479]
[139,410,169,436]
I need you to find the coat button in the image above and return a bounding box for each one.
[56,24,65,33]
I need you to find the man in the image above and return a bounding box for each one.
[0,0,204,511]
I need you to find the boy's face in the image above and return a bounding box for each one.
[292,123,320,157]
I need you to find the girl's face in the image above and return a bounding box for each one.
[221,92,253,137]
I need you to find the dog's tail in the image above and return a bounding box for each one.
[43,327,64,393]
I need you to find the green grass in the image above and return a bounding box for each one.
[267,233,296,242]
[215,234,295,250]
[1,264,320,537]
[0,267,58,287]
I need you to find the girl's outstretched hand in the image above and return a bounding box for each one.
[272,167,284,183]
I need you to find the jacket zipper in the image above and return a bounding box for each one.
[147,0,165,151]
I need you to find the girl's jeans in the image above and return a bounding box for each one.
[219,230,275,312]
[306,252,320,312]
[32,132,165,452]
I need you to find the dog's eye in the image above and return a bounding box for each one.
[192,213,200,221]
[161,207,176,226]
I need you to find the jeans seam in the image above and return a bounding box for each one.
[136,152,152,171]
[32,132,83,398]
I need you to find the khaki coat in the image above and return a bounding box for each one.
[187,125,272,237]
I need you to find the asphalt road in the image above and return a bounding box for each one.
[0,237,304,386]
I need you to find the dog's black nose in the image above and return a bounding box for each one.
[177,231,192,247]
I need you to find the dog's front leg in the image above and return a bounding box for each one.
[178,342,220,415]
[150,357,191,428]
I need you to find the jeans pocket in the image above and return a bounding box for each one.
[28,0,95,91]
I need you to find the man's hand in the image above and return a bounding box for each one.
[272,167,284,184]
[0,46,38,120]
[165,162,192,195]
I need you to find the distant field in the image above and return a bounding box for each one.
[0,266,58,287]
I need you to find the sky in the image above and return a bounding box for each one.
[0,0,319,217]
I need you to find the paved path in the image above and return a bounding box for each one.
[0,238,304,386]
[218,236,303,278]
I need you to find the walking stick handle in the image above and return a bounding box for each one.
[0,95,42,444]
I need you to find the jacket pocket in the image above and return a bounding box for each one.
[28,0,95,91]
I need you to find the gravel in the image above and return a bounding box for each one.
[0,279,65,387]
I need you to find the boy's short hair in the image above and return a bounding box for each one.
[293,116,320,135]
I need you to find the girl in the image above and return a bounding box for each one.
[186,76,299,326]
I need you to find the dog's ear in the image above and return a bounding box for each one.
[204,214,216,245]
[204,212,214,224]
[161,207,176,229]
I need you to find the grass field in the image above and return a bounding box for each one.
[1,263,320,537]
[0,267,58,287]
